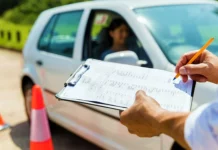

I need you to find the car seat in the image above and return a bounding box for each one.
[92,27,111,59]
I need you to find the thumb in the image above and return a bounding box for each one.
[179,63,208,76]
[135,90,146,103]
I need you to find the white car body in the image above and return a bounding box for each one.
[21,0,218,149]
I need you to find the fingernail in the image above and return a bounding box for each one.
[179,67,187,75]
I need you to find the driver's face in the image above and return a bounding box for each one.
[110,24,129,45]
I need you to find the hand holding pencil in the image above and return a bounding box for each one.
[175,38,218,84]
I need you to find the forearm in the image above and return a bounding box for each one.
[158,111,191,149]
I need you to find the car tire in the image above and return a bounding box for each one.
[23,81,55,128]
[23,81,34,120]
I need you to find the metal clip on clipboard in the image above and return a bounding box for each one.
[64,64,90,87]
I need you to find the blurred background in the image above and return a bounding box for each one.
[0,0,88,50]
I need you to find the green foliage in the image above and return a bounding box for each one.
[0,0,88,50]
[0,0,22,15]
[1,0,89,25]
[0,19,32,50]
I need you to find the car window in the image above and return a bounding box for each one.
[91,13,111,41]
[134,4,218,64]
[38,10,83,58]
[38,15,57,51]
[83,10,153,68]
[49,11,83,57]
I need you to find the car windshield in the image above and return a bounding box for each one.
[134,4,218,64]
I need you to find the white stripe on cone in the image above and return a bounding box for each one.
[30,108,51,142]
[0,124,10,131]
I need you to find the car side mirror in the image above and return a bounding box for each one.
[104,51,147,66]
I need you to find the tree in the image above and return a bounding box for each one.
[0,0,23,15]
[1,0,88,25]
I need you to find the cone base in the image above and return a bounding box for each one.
[0,124,10,131]
[30,138,53,150]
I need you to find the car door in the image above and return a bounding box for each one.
[80,8,162,150]
[36,10,84,94]
[82,9,153,117]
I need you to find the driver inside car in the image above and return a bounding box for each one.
[100,18,130,60]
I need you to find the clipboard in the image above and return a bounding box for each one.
[56,59,196,111]
[56,63,127,110]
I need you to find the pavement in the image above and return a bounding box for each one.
[0,48,100,150]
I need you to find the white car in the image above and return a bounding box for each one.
[21,0,218,149]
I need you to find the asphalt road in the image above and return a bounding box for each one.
[0,48,101,150]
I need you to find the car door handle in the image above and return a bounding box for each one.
[36,60,43,66]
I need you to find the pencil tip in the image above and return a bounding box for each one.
[173,77,176,80]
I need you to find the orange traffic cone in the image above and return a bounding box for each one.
[0,114,9,131]
[30,85,53,150]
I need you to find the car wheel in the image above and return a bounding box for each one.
[23,82,34,120]
[23,82,55,128]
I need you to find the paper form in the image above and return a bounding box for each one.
[58,59,194,112]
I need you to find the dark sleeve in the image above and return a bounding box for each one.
[100,49,114,60]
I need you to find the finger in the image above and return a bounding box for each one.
[120,109,129,125]
[128,129,135,134]
[190,75,207,82]
[136,90,146,96]
[181,75,188,83]
[179,63,208,76]
[135,90,146,103]
[175,50,199,73]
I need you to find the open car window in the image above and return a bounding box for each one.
[83,10,153,68]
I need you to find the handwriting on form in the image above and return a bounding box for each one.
[61,59,193,112]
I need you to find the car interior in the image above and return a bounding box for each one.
[82,11,153,68]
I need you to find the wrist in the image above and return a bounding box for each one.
[157,110,190,136]
[158,111,191,149]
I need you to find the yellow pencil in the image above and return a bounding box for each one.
[173,37,214,80]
